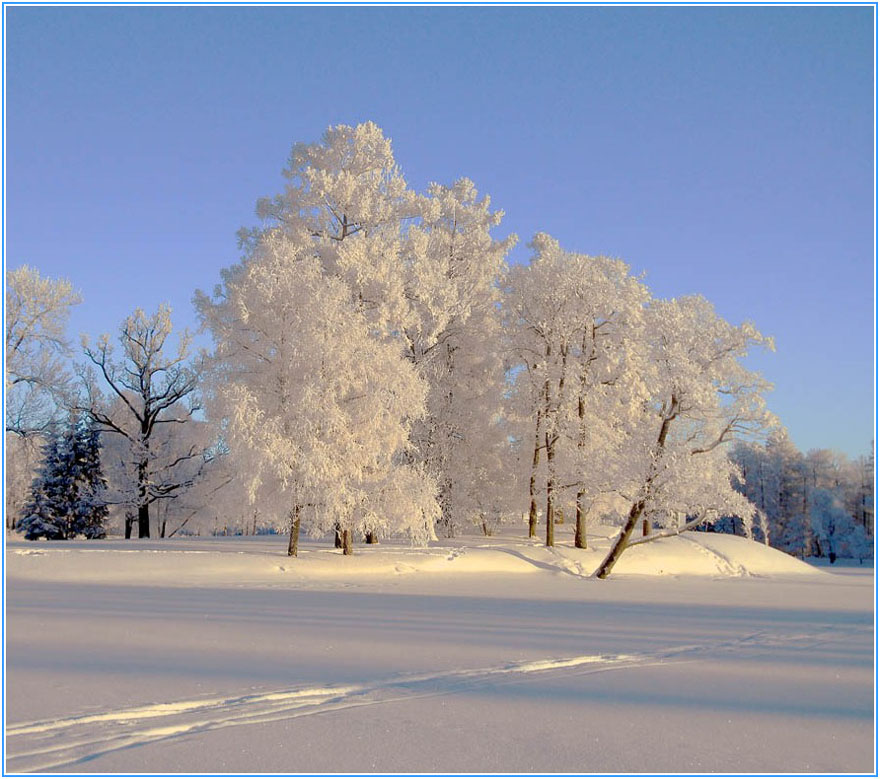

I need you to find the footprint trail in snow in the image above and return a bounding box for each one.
[5,626,853,773]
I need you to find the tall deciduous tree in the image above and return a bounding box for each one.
[6,266,81,435]
[196,232,438,556]
[5,266,81,528]
[80,304,201,538]
[504,234,649,548]
[249,122,515,537]
[595,296,774,578]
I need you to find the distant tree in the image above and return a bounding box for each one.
[5,266,81,529]
[17,417,108,540]
[80,304,201,539]
[6,266,81,435]
[810,488,864,563]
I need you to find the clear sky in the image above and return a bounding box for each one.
[5,6,874,458]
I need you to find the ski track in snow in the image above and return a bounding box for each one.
[5,625,855,773]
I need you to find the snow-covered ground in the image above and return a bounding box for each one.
[5,529,875,773]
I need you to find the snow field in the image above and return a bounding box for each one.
[5,530,874,773]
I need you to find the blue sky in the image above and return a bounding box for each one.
[5,6,874,457]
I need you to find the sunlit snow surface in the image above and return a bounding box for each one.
[5,529,874,773]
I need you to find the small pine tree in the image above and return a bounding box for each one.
[17,418,108,540]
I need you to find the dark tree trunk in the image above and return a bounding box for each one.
[342,528,353,555]
[595,397,678,579]
[160,519,167,539]
[596,500,646,579]
[137,457,150,538]
[365,531,378,544]
[642,517,650,536]
[545,432,556,548]
[287,505,301,557]
[575,490,587,549]
[528,411,542,538]
[124,515,133,539]
[334,522,343,549]
[137,502,150,539]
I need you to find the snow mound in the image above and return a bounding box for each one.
[5,530,824,587]
[610,533,822,577]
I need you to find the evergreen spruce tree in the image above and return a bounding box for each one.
[18,432,66,540]
[17,417,108,540]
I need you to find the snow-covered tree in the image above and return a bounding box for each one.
[196,231,438,556]
[80,304,202,538]
[504,234,649,547]
[6,265,81,436]
[595,296,775,578]
[17,416,108,540]
[5,266,82,529]
[810,487,866,562]
[248,122,515,538]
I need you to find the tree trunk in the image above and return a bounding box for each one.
[528,411,542,538]
[642,517,650,536]
[574,489,587,549]
[287,505,301,557]
[596,500,646,579]
[137,457,150,538]
[124,514,133,539]
[342,528,353,555]
[595,397,678,579]
[137,502,150,539]
[160,518,167,539]
[545,432,556,547]
[334,522,343,549]
[365,531,378,544]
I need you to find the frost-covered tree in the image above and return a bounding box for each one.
[248,122,515,537]
[197,231,438,556]
[80,304,201,538]
[17,417,108,540]
[595,296,774,578]
[504,234,649,548]
[5,266,82,529]
[6,266,81,436]
[810,488,866,562]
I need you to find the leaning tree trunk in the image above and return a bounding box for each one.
[595,500,646,579]
[595,398,677,579]
[342,528,353,556]
[287,506,301,557]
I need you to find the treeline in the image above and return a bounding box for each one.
[5,122,873,576]
[724,436,873,561]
